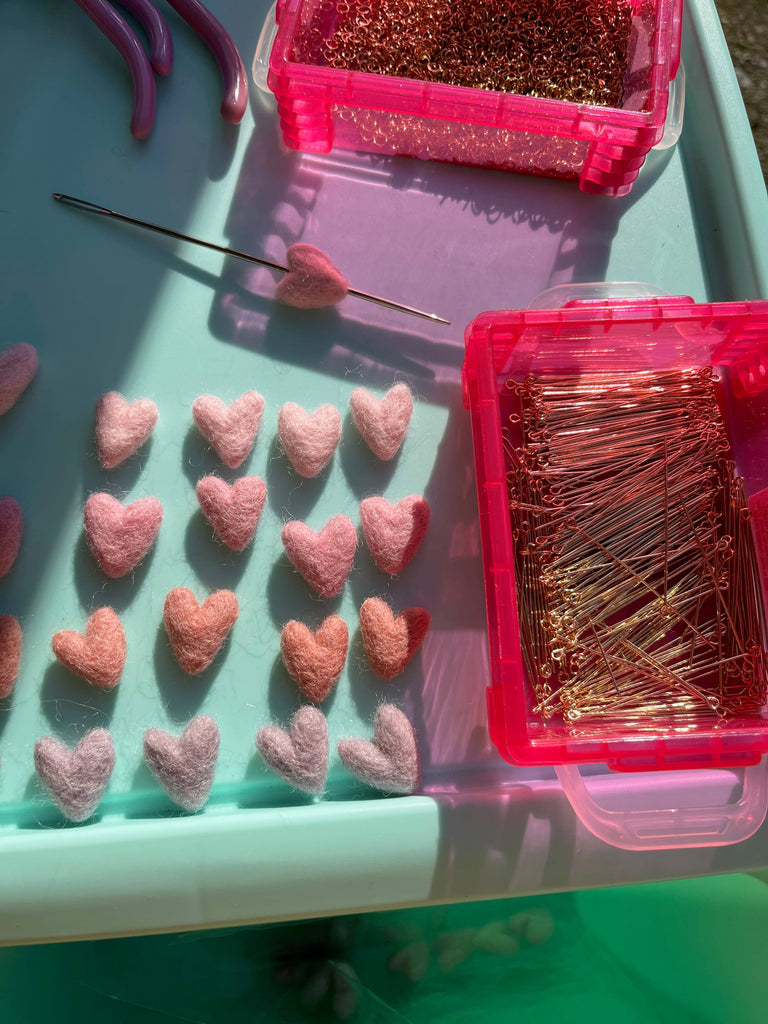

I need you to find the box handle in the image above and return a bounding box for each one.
[555,760,768,850]
[252,1,279,94]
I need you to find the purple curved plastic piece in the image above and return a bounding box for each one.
[116,0,174,76]
[74,0,156,139]
[164,0,248,124]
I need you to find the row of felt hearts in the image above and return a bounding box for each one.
[94,383,414,473]
[24,703,419,825]
[0,595,429,700]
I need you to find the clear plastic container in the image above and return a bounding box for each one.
[254,0,684,196]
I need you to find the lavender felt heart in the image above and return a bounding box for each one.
[34,728,116,822]
[144,715,220,812]
[257,706,329,795]
[337,704,419,794]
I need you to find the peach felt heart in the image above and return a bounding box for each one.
[256,706,329,794]
[350,383,413,460]
[192,391,265,469]
[51,607,126,689]
[34,728,115,822]
[196,476,267,551]
[0,497,23,578]
[281,515,357,597]
[337,704,420,794]
[95,391,158,469]
[84,493,163,578]
[360,495,430,574]
[275,243,348,310]
[278,402,342,478]
[280,615,348,702]
[0,615,22,699]
[144,715,220,812]
[0,343,38,416]
[163,587,239,675]
[360,597,430,679]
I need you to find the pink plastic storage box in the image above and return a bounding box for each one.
[462,291,768,772]
[256,0,683,196]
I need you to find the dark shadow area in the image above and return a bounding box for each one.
[153,628,225,724]
[73,532,158,614]
[265,435,331,519]
[266,555,344,627]
[39,662,118,741]
[346,626,411,722]
[339,413,401,497]
[184,510,254,591]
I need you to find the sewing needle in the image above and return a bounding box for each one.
[52,193,451,325]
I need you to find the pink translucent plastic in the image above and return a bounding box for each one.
[264,0,683,196]
[462,294,768,774]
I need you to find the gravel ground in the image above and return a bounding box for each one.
[716,0,768,183]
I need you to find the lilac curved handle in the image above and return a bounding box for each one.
[74,0,156,139]
[164,0,248,124]
[117,0,174,75]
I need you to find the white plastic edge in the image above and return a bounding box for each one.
[252,1,279,94]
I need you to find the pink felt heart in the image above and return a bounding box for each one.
[0,497,23,578]
[83,493,163,578]
[275,243,349,310]
[0,343,38,416]
[360,597,430,679]
[280,615,348,702]
[144,715,220,812]
[360,495,430,574]
[350,383,413,460]
[281,515,357,597]
[337,704,420,794]
[0,615,22,699]
[163,587,239,675]
[256,706,329,794]
[278,402,342,478]
[196,476,267,551]
[34,728,115,822]
[192,391,265,469]
[51,607,127,689]
[95,392,158,470]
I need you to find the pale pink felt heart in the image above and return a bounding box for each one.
[359,597,430,679]
[275,243,349,310]
[281,516,357,598]
[95,392,158,470]
[163,587,239,675]
[350,383,413,461]
[144,715,220,812]
[51,607,126,689]
[196,476,267,551]
[278,402,342,478]
[337,704,420,795]
[34,728,115,822]
[83,493,163,578]
[280,615,348,702]
[0,343,38,416]
[0,615,22,699]
[0,497,23,578]
[192,391,265,469]
[256,706,329,795]
[389,941,430,982]
[360,495,430,574]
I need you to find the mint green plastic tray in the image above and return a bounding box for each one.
[0,0,767,945]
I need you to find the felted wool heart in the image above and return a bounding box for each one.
[192,391,265,469]
[0,615,22,699]
[256,706,329,795]
[34,728,116,822]
[83,493,163,578]
[278,402,342,478]
[337,704,419,794]
[196,475,267,551]
[51,607,126,689]
[163,587,239,675]
[95,391,158,470]
[350,383,413,461]
[280,615,348,702]
[282,516,357,598]
[359,597,430,679]
[0,497,23,578]
[360,495,430,574]
[275,243,349,310]
[388,942,430,982]
[0,343,38,416]
[144,715,220,812]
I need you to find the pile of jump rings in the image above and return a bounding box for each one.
[297,0,636,107]
[502,367,768,726]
